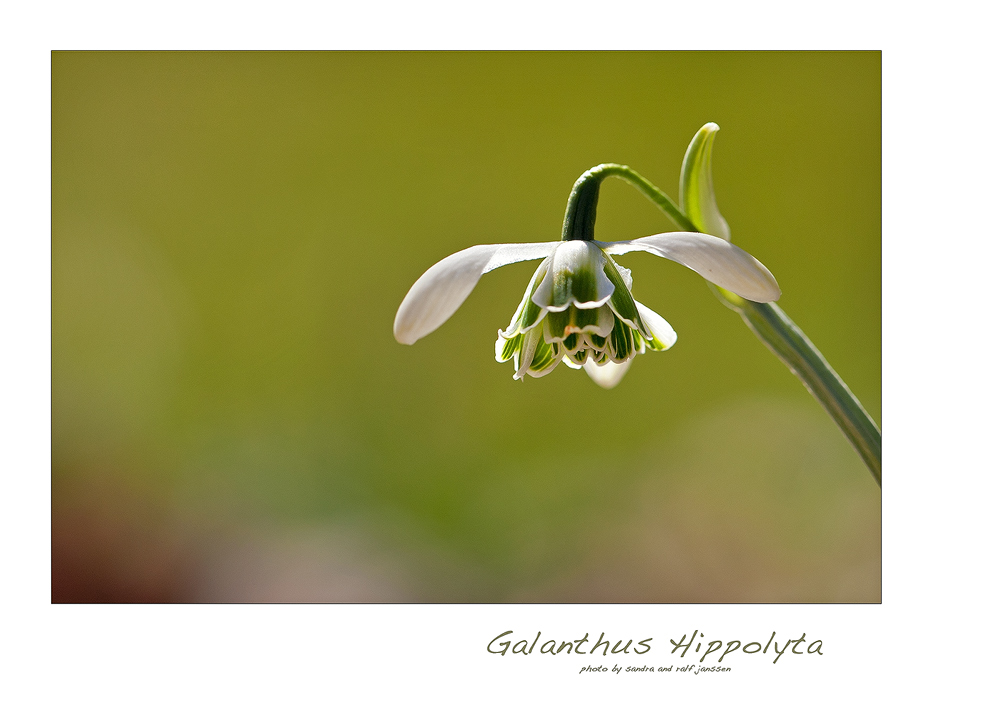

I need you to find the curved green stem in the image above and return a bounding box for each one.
[563,164,882,487]
[714,290,881,485]
[562,164,697,241]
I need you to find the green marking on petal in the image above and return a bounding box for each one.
[514,325,543,379]
[528,340,562,377]
[631,328,647,355]
[572,306,599,330]
[543,309,569,343]
[613,262,632,291]
[497,255,658,379]
[502,259,551,338]
[519,298,545,332]
[543,302,617,344]
[607,315,635,362]
[594,304,615,336]
[643,332,669,351]
[601,252,650,337]
[533,241,614,311]
[552,263,596,310]
[635,300,678,351]
[495,331,521,362]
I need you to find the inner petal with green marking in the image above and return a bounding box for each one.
[531,241,615,311]
[495,241,678,381]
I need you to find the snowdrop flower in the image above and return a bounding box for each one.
[393,231,779,388]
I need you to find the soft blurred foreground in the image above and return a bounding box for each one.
[52,398,879,602]
[52,51,880,602]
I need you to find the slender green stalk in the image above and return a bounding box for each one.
[563,164,882,487]
[714,289,881,485]
[563,164,697,239]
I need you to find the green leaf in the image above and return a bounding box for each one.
[679,123,731,241]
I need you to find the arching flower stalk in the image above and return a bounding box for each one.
[678,123,881,486]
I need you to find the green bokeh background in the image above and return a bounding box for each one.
[52,51,880,602]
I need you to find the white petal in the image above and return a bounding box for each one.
[514,325,543,380]
[531,241,615,311]
[524,349,565,378]
[561,355,583,369]
[499,259,551,339]
[598,233,780,303]
[542,303,616,343]
[635,301,677,350]
[613,262,632,291]
[393,242,559,345]
[595,303,616,337]
[583,357,632,389]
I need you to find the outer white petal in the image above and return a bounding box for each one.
[598,233,780,303]
[531,241,615,311]
[393,242,559,345]
[583,357,632,389]
[635,301,677,350]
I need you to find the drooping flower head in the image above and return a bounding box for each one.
[393,126,780,388]
[394,231,779,388]
[494,239,676,384]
